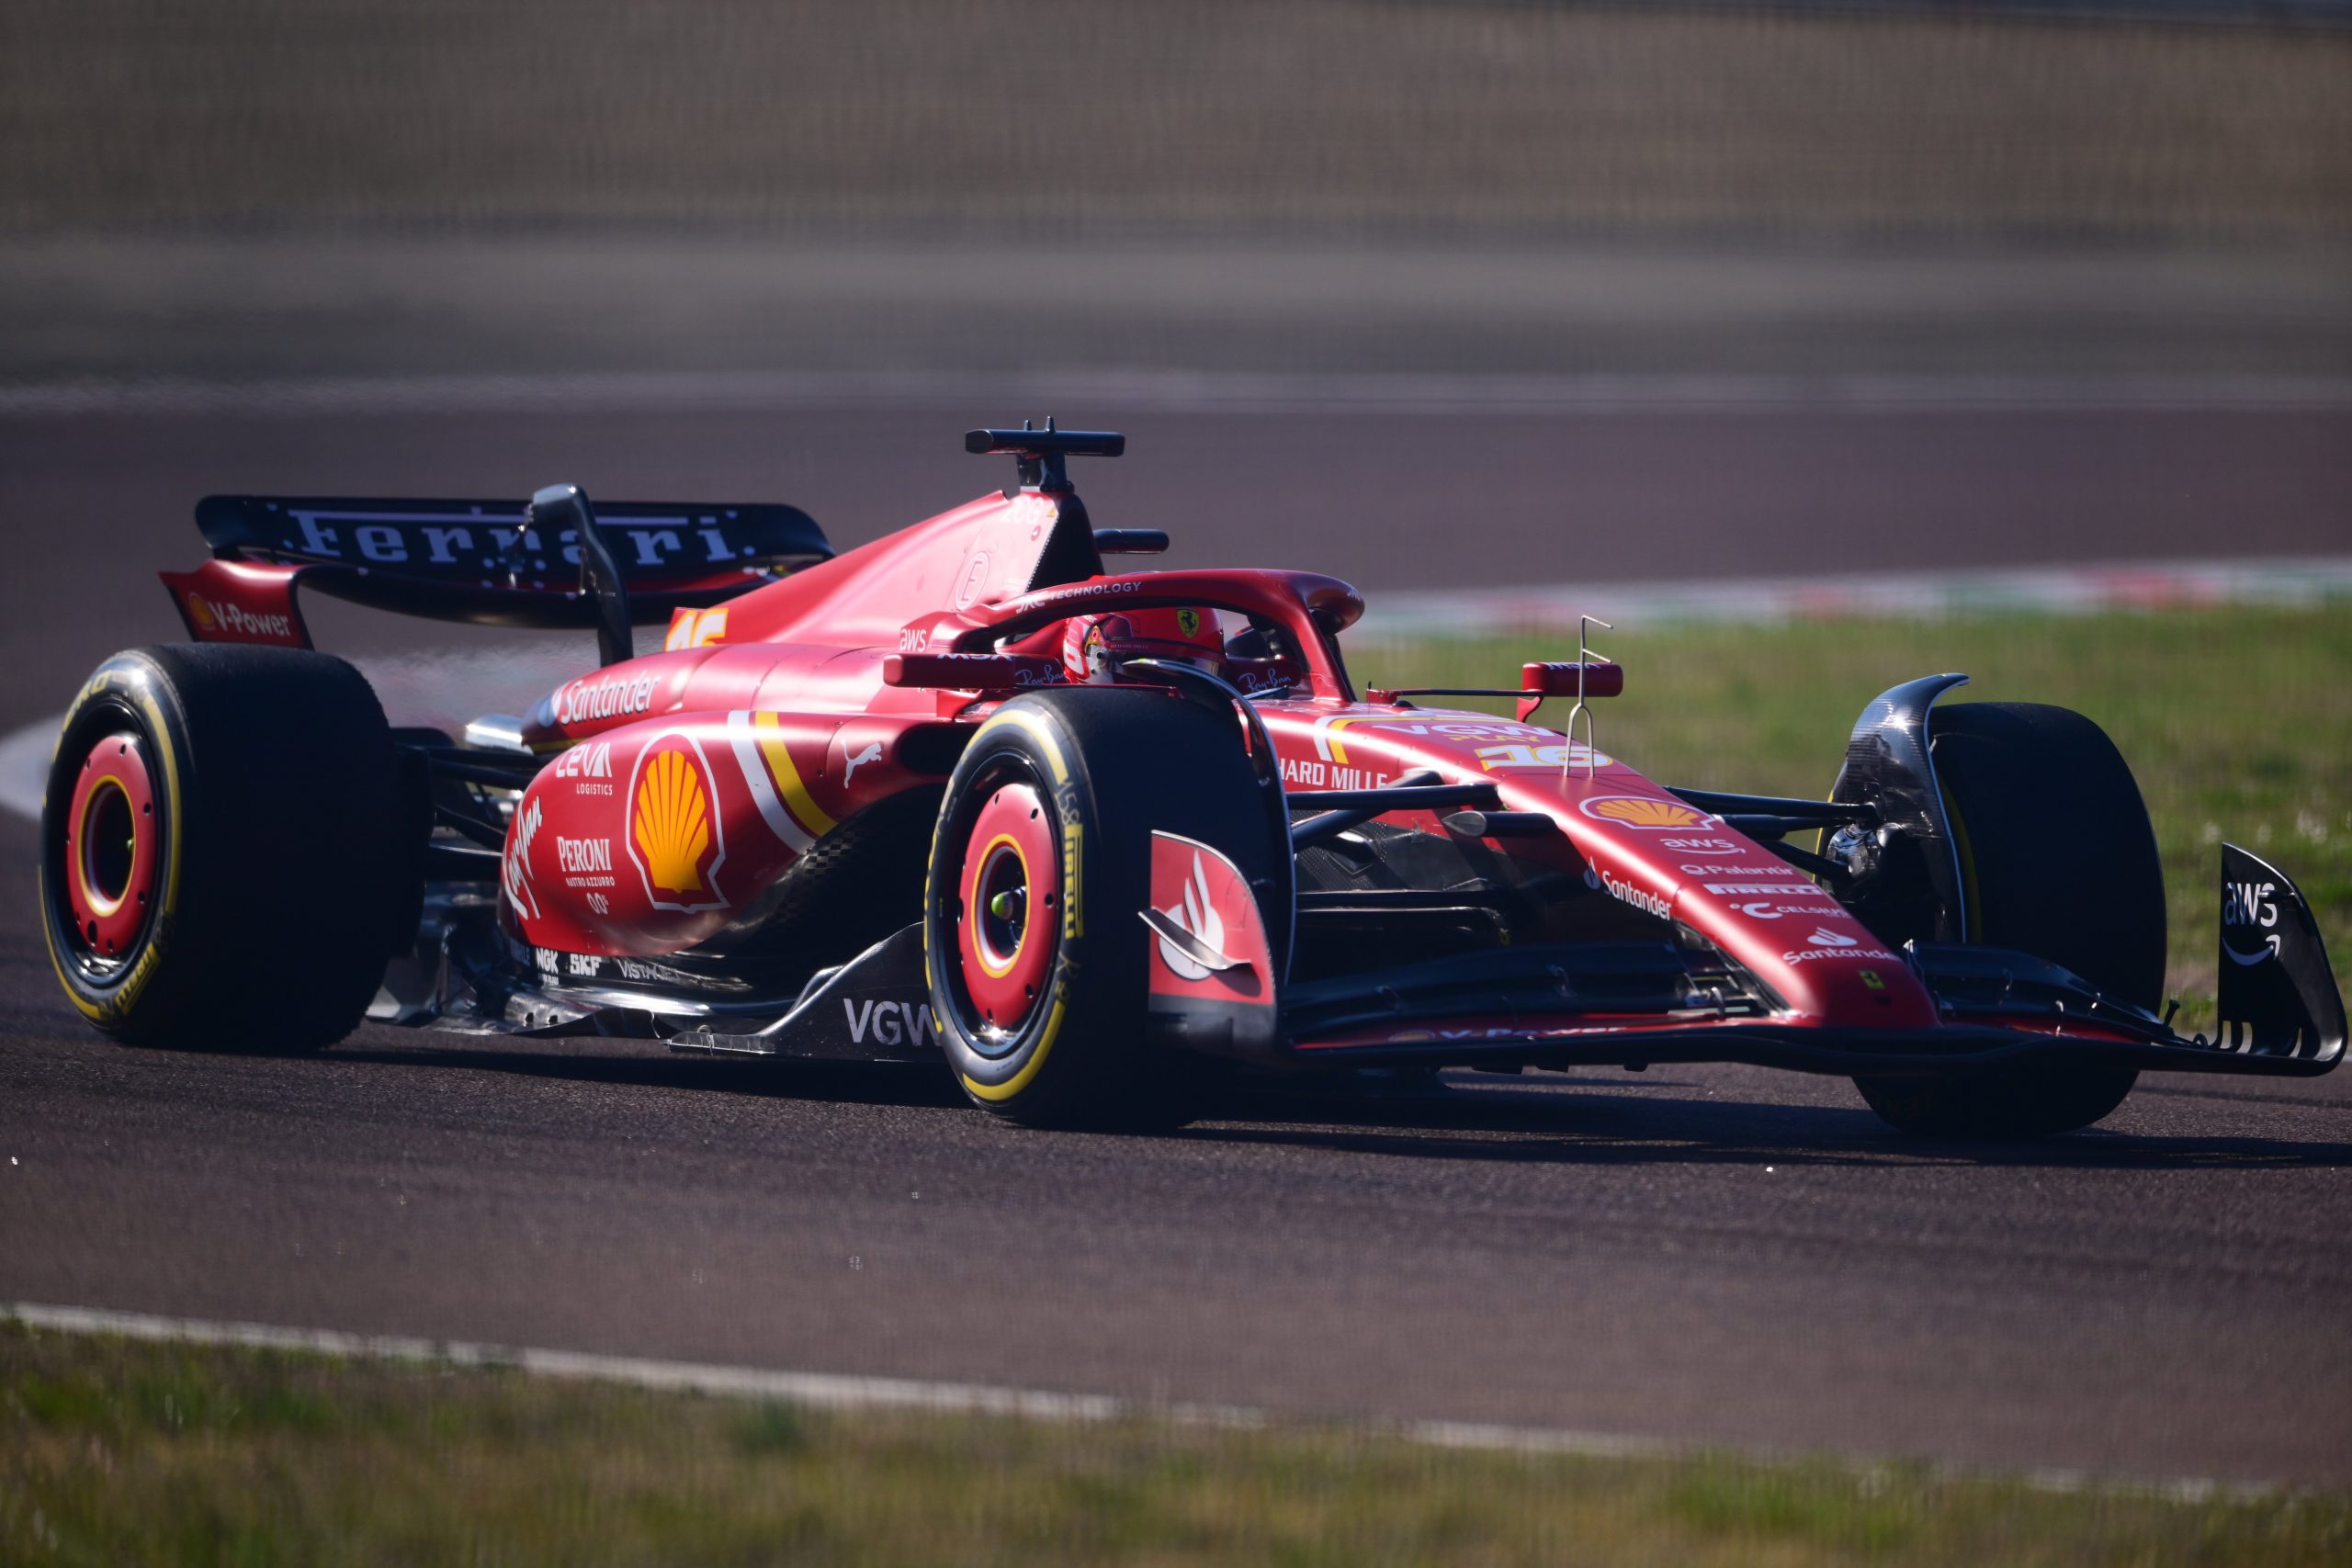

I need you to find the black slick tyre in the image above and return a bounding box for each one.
[923,686,1277,1130]
[40,645,419,1052]
[1854,701,2164,1139]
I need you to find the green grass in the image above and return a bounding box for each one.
[6,1321,2348,1567]
[1354,606,2352,1036]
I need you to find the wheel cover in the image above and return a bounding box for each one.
[61,730,159,964]
[952,778,1059,1045]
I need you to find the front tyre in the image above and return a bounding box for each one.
[924,687,1275,1129]
[40,645,418,1052]
[1854,701,2164,1139]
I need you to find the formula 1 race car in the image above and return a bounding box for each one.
[40,425,2346,1136]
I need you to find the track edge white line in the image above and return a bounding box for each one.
[1,1300,2285,1504]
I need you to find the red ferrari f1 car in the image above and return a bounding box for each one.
[41,425,2346,1134]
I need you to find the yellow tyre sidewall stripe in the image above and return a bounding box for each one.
[970,706,1070,785]
[960,996,1068,1103]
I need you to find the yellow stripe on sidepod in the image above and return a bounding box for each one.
[752,710,838,837]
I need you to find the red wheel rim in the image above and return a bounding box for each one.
[62,731,159,962]
[955,779,1059,1039]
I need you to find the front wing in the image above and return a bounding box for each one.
[389,843,2342,1089]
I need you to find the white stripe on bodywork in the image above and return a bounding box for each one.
[728,708,814,853]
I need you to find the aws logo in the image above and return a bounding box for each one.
[1579,795,1715,830]
[2222,878,2282,964]
[626,734,728,912]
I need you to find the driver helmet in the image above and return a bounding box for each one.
[1061,606,1223,683]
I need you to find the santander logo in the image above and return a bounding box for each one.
[1779,923,1896,966]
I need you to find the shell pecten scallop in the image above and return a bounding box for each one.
[1580,795,1713,829]
[633,746,713,896]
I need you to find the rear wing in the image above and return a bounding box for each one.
[163,490,831,652]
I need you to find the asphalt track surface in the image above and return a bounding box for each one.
[3,400,2350,1490]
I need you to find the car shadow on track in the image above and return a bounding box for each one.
[1190,1076,2352,1171]
[326,1038,973,1110]
[322,1034,2352,1173]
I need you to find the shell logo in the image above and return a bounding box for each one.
[187,594,217,631]
[1580,795,1713,829]
[635,751,709,891]
[626,736,728,911]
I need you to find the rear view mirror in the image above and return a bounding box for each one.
[1521,661,1624,700]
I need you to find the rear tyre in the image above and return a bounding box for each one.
[1854,701,2163,1138]
[923,687,1276,1129]
[40,645,418,1052]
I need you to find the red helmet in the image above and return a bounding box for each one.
[1061,606,1223,683]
